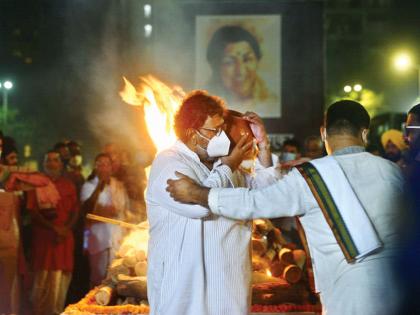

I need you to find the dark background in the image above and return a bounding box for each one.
[1,0,420,164]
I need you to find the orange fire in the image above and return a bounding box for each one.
[119,75,185,153]
[266,269,272,277]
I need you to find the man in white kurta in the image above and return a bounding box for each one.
[146,90,275,315]
[167,100,406,315]
[208,147,404,315]
[81,154,129,287]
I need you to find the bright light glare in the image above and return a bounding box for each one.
[0,83,2,89]
[394,53,412,71]
[144,24,153,38]
[353,84,362,92]
[343,85,352,93]
[144,4,152,18]
[4,81,13,90]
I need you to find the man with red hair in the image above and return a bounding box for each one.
[146,90,275,315]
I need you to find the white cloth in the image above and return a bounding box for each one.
[146,141,276,315]
[80,177,128,255]
[209,152,405,315]
[310,156,382,261]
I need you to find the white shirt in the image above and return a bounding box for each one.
[209,152,405,315]
[146,141,276,315]
[80,176,128,255]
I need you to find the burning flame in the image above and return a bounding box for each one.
[266,269,272,277]
[120,75,185,153]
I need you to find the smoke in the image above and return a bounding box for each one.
[60,0,200,164]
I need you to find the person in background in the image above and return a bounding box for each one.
[28,151,79,315]
[303,135,324,160]
[1,136,19,166]
[381,129,407,167]
[63,140,85,194]
[80,153,129,287]
[54,142,71,169]
[102,143,147,222]
[280,138,302,162]
[102,143,123,178]
[366,144,381,156]
[397,103,420,314]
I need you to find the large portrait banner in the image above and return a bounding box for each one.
[195,15,281,118]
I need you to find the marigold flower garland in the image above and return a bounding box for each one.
[63,287,150,315]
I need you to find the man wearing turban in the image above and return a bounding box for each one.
[381,129,407,166]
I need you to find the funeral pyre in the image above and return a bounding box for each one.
[62,218,151,315]
[94,221,149,307]
[64,216,319,314]
[250,218,319,307]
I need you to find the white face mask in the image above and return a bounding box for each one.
[281,152,297,162]
[196,130,231,157]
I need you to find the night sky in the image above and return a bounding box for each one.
[1,0,420,163]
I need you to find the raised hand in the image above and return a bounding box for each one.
[221,134,253,171]
[243,112,269,144]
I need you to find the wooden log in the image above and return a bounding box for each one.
[108,258,130,282]
[94,285,115,306]
[252,271,284,284]
[278,247,294,265]
[135,261,148,277]
[252,238,267,256]
[269,261,284,278]
[123,255,137,268]
[282,264,302,284]
[135,250,147,262]
[116,276,148,299]
[292,249,306,269]
[252,255,270,271]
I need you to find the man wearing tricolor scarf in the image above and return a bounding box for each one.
[167,100,406,315]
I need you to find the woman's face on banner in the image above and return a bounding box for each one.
[220,41,258,100]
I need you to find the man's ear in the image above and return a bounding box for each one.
[362,129,369,144]
[186,128,197,144]
[320,126,327,142]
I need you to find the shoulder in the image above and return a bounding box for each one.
[150,145,194,174]
[364,152,402,175]
[338,152,404,184]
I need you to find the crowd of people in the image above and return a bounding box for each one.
[0,96,419,315]
[0,137,148,315]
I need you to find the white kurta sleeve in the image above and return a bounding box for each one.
[209,168,317,220]
[202,164,234,188]
[149,161,213,219]
[246,153,281,189]
[80,181,95,203]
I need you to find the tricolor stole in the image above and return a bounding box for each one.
[296,162,358,263]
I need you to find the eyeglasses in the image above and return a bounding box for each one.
[402,123,420,136]
[199,126,224,136]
